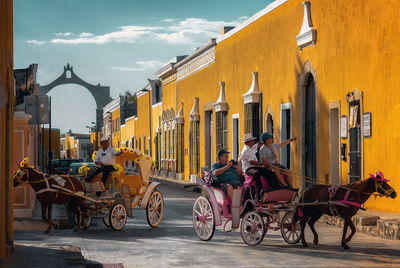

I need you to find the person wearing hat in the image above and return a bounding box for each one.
[240,133,277,199]
[259,132,297,186]
[211,149,243,199]
[86,136,122,185]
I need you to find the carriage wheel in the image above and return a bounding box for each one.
[280,211,301,244]
[240,211,265,246]
[74,213,92,230]
[193,196,215,241]
[102,215,111,227]
[146,190,164,228]
[109,203,127,231]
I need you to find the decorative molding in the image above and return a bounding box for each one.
[213,81,228,112]
[296,1,317,51]
[176,102,184,124]
[242,72,261,104]
[176,46,216,81]
[190,97,200,122]
[161,73,177,86]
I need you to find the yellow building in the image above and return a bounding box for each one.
[0,0,14,258]
[148,0,400,212]
[102,96,124,148]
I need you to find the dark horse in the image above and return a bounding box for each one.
[295,172,397,249]
[13,163,87,233]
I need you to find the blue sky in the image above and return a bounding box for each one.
[14,0,274,133]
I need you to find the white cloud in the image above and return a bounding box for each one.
[55,32,73,36]
[111,60,164,72]
[27,40,46,45]
[79,32,93,37]
[26,17,247,46]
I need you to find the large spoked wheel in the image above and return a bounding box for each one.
[109,203,127,231]
[240,211,265,246]
[193,196,215,241]
[74,213,92,230]
[146,190,164,228]
[281,211,301,244]
[102,215,111,227]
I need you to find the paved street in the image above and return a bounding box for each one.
[11,184,400,267]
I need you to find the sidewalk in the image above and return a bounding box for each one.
[13,199,71,231]
[150,174,201,193]
[323,209,400,240]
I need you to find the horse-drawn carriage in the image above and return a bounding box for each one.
[193,169,397,248]
[13,149,164,232]
[193,171,301,246]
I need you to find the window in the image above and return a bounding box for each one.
[244,103,260,139]
[190,121,200,174]
[216,111,228,152]
[176,123,184,173]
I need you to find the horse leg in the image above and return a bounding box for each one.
[41,202,47,221]
[342,218,356,249]
[341,220,350,249]
[73,206,80,232]
[44,204,53,233]
[300,214,310,247]
[307,212,323,245]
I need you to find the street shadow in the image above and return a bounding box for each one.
[0,243,85,268]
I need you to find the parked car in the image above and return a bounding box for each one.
[68,162,96,176]
[50,159,82,174]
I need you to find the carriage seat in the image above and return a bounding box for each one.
[261,189,297,203]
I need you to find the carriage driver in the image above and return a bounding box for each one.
[211,149,243,199]
[88,136,122,185]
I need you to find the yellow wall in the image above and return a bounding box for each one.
[120,0,400,212]
[111,108,121,148]
[124,116,136,148]
[0,0,14,258]
[136,92,151,154]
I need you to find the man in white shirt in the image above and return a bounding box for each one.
[87,136,122,185]
[240,133,276,198]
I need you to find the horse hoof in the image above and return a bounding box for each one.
[313,239,318,245]
[302,243,309,248]
[342,243,349,249]
[44,229,50,233]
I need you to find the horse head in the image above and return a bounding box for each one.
[369,172,397,199]
[13,158,31,187]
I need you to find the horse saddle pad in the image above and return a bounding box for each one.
[261,189,297,203]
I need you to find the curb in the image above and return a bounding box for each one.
[14,217,71,231]
[322,214,400,240]
[150,176,201,192]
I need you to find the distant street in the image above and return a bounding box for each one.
[13,184,400,267]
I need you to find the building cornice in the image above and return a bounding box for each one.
[217,0,288,44]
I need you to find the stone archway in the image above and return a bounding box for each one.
[38,63,112,130]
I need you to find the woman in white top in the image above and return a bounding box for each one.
[259,132,296,186]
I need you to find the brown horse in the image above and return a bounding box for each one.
[13,165,87,233]
[295,173,397,249]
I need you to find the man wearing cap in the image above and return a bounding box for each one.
[259,132,297,186]
[86,136,122,185]
[211,149,243,199]
[240,133,277,198]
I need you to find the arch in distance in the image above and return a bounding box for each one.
[38,63,112,131]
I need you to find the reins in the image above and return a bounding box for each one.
[268,165,393,198]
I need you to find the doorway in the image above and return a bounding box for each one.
[348,99,361,182]
[329,103,340,184]
[204,110,213,170]
[280,103,292,169]
[304,74,317,185]
[232,114,239,160]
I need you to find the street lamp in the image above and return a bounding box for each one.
[142,88,152,156]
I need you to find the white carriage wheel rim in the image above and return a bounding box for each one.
[193,196,214,240]
[111,204,127,230]
[241,212,264,245]
[148,191,163,226]
[281,211,301,243]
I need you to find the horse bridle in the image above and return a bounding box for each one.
[374,180,394,197]
[14,168,28,185]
